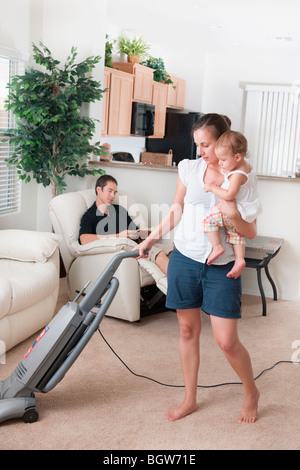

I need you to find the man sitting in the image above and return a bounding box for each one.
[79,175,171,274]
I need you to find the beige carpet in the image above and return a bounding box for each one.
[1,278,299,450]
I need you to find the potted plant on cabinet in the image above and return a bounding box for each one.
[142,56,175,87]
[105,34,115,68]
[117,35,150,63]
[3,42,106,198]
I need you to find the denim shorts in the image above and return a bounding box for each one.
[166,249,242,319]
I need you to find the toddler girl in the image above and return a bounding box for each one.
[203,130,262,278]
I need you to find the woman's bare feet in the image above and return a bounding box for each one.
[238,389,260,423]
[166,400,198,422]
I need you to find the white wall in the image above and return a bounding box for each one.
[1,2,299,300]
[202,52,300,129]
[0,0,31,58]
[103,48,300,301]
[103,21,206,162]
[0,0,36,231]
[201,51,300,299]
[0,0,107,232]
[244,178,300,301]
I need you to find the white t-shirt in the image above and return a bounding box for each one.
[174,158,235,264]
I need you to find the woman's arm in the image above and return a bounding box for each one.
[218,199,257,239]
[136,177,186,257]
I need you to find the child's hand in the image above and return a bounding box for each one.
[204,183,212,192]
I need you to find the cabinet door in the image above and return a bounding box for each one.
[151,82,167,138]
[108,70,133,136]
[175,78,186,109]
[101,68,111,136]
[113,62,154,104]
[167,76,186,110]
[133,66,153,104]
[167,76,177,107]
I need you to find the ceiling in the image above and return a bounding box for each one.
[107,0,300,54]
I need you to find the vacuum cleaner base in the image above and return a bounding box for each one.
[0,250,145,424]
[0,396,38,424]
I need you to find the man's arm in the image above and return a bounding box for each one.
[80,233,99,245]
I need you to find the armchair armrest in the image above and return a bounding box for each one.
[0,230,61,263]
[71,237,137,256]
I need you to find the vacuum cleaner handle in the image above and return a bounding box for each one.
[42,277,120,393]
[43,250,149,392]
[78,249,148,316]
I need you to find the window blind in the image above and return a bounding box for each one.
[243,84,300,178]
[0,55,24,215]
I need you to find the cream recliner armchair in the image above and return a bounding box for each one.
[0,230,61,353]
[48,189,167,322]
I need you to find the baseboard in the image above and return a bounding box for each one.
[242,288,300,302]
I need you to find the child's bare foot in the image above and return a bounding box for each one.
[227,259,246,278]
[207,245,225,265]
[238,389,260,423]
[166,401,198,422]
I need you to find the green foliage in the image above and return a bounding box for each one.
[4,42,106,197]
[105,34,115,68]
[117,36,150,57]
[141,56,174,86]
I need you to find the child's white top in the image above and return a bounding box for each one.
[223,169,262,223]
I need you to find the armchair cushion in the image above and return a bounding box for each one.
[0,230,61,264]
[0,230,61,351]
[0,258,59,318]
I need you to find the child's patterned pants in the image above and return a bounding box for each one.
[202,206,245,245]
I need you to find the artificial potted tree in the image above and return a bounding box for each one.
[117,35,150,63]
[4,42,107,198]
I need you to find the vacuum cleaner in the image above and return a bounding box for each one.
[0,250,146,424]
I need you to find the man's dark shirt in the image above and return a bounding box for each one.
[79,203,138,243]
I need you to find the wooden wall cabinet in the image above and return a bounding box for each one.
[102,67,134,137]
[167,76,186,110]
[101,67,111,136]
[151,81,168,138]
[102,64,186,138]
[113,62,154,104]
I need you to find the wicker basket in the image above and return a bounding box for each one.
[140,149,173,166]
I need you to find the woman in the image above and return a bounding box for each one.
[137,114,260,423]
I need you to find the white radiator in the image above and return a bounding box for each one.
[243,84,300,178]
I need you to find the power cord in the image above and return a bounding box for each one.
[98,328,299,389]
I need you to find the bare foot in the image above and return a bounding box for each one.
[227,259,246,278]
[166,401,198,422]
[207,245,225,265]
[238,389,260,423]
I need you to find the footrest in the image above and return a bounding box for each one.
[138,258,167,295]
